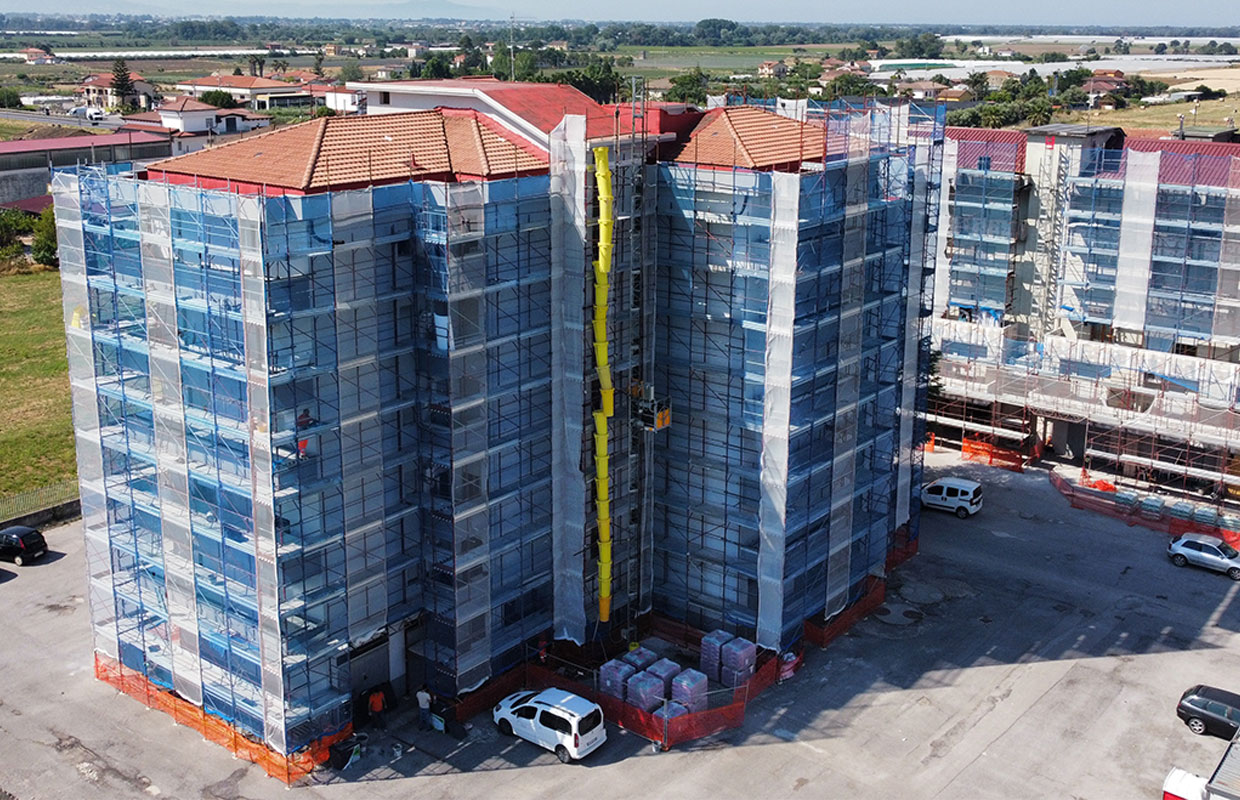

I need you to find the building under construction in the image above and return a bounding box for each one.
[933,124,1240,500]
[53,80,943,767]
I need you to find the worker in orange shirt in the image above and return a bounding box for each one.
[368,687,387,730]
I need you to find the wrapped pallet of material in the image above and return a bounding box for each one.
[646,658,682,696]
[699,629,733,682]
[720,636,757,672]
[599,658,637,701]
[720,663,755,688]
[671,668,708,713]
[625,670,666,712]
[652,700,689,722]
[622,645,657,672]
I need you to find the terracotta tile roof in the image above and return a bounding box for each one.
[82,71,146,88]
[664,106,824,170]
[160,96,218,113]
[178,75,292,90]
[146,109,547,191]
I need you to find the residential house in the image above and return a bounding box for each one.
[940,86,975,102]
[373,66,405,80]
[21,47,56,64]
[546,40,569,51]
[758,61,787,79]
[452,54,468,70]
[323,86,364,114]
[986,70,1018,91]
[897,80,946,101]
[120,96,272,154]
[79,72,158,110]
[175,75,304,109]
[323,43,341,57]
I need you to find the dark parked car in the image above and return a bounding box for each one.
[0,525,47,566]
[1177,685,1240,739]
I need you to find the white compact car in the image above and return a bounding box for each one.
[921,477,983,518]
[493,688,606,763]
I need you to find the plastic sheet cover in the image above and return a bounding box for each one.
[755,171,798,650]
[1110,150,1159,333]
[550,115,588,644]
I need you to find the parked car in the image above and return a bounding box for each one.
[493,688,606,763]
[0,525,47,566]
[1168,534,1240,580]
[1177,685,1240,739]
[920,477,983,518]
[85,107,105,123]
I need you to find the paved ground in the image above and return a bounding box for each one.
[0,108,123,130]
[3,449,1239,799]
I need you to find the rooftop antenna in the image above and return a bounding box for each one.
[509,14,516,83]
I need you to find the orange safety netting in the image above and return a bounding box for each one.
[962,436,1026,473]
[1049,472,1240,551]
[94,653,351,784]
[803,575,887,649]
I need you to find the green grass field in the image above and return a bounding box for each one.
[0,271,75,499]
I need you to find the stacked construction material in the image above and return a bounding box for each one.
[625,670,665,712]
[599,658,637,701]
[699,629,733,682]
[671,668,708,713]
[652,700,688,722]
[622,645,657,672]
[719,636,757,688]
[646,658,682,696]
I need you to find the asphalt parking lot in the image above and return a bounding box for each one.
[3,448,1240,799]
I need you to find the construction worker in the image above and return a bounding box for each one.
[368,687,387,730]
[416,685,432,731]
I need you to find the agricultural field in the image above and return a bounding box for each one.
[613,43,887,80]
[0,270,74,499]
[1053,97,1240,132]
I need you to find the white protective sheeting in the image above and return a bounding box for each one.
[755,171,799,650]
[550,115,588,644]
[1111,150,1160,333]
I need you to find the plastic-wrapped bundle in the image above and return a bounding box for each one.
[699,629,733,682]
[622,645,657,672]
[652,700,688,722]
[646,658,681,695]
[625,670,665,712]
[720,663,755,688]
[671,668,708,713]
[720,636,757,671]
[599,658,636,701]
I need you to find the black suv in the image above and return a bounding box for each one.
[1177,685,1240,739]
[0,526,47,566]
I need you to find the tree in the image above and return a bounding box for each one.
[338,61,364,82]
[313,51,325,77]
[0,87,21,108]
[423,54,452,80]
[965,71,989,99]
[31,206,57,267]
[1153,42,1167,55]
[666,67,710,105]
[313,105,336,117]
[232,65,244,76]
[111,59,135,108]
[199,89,238,109]
[930,73,951,87]
[1025,97,1053,126]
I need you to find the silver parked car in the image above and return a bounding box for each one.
[1167,533,1240,580]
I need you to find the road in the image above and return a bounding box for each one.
[0,449,1237,799]
[0,108,122,131]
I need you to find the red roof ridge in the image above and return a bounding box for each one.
[303,117,329,189]
[719,108,757,168]
[467,114,489,174]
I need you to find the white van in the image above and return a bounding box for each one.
[493,688,606,762]
[921,477,983,518]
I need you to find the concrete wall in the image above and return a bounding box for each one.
[0,167,49,204]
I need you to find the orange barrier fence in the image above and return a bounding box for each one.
[803,575,887,649]
[94,653,351,784]
[1048,472,1240,551]
[451,662,529,723]
[962,436,1025,473]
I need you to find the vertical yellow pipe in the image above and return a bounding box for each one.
[592,146,614,622]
